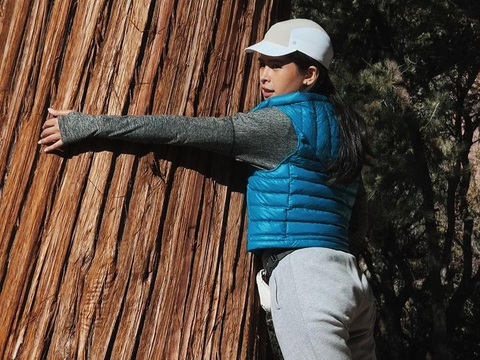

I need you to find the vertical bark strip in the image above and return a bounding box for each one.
[0,1,287,358]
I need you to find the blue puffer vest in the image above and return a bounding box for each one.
[246,92,358,253]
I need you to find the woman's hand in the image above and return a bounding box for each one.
[38,108,73,153]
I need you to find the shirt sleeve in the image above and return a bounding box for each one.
[58,108,297,170]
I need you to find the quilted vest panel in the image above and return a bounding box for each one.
[246,92,358,253]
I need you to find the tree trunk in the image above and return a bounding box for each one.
[0,1,289,358]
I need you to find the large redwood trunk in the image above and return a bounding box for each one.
[0,1,289,358]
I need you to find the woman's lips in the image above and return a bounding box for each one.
[262,88,274,98]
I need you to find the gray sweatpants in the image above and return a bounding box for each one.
[269,248,376,360]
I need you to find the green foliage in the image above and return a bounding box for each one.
[289,1,480,359]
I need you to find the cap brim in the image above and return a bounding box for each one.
[245,40,294,57]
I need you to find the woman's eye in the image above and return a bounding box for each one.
[258,60,282,69]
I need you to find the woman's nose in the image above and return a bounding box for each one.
[260,67,270,83]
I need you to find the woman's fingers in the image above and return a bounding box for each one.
[40,122,60,139]
[39,131,61,144]
[41,118,58,131]
[43,139,64,153]
[40,118,60,140]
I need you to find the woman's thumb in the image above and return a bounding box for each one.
[48,108,73,117]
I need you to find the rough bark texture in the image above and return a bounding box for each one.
[0,1,289,359]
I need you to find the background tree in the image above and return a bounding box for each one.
[292,1,480,359]
[0,0,289,359]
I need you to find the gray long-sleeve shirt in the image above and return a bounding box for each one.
[58,107,368,243]
[59,108,296,170]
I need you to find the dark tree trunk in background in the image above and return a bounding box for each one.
[0,0,290,358]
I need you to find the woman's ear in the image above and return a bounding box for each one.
[303,66,324,87]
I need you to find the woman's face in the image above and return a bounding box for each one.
[258,54,307,99]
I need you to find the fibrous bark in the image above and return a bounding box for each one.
[0,1,289,358]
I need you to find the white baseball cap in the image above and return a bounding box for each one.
[245,19,334,69]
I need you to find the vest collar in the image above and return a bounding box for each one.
[252,91,328,112]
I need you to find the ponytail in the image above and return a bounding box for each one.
[324,91,371,183]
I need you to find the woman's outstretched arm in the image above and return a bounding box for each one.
[38,107,297,170]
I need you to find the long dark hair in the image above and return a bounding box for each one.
[289,51,371,184]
